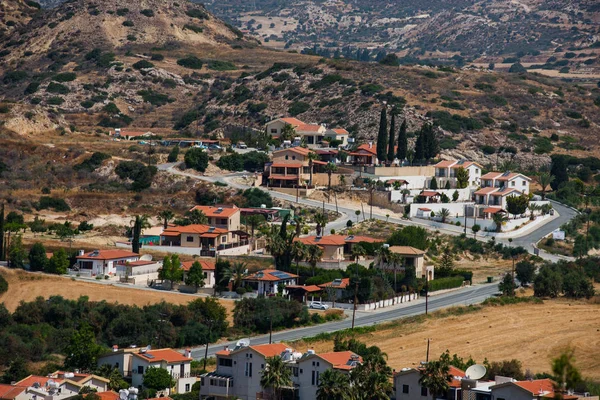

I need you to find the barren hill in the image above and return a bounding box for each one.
[0,0,40,38]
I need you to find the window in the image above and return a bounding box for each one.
[421,387,427,396]
[245,362,253,377]
[116,362,119,369]
[137,366,144,374]
[222,236,227,243]
[292,156,296,160]
[402,384,409,394]
[285,155,289,160]
[311,371,315,385]
[511,181,516,186]
[219,358,233,367]
[185,384,190,392]
[219,218,228,225]
[203,272,207,278]
[476,169,479,173]
[522,181,526,186]
[186,236,194,242]
[271,129,277,134]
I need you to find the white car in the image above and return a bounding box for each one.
[309,301,329,310]
[238,142,248,149]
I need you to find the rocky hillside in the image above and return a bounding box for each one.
[0,0,40,38]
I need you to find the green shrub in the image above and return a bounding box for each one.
[137,90,173,107]
[184,148,209,172]
[122,20,134,27]
[480,145,496,155]
[208,60,236,71]
[186,8,209,20]
[36,196,71,212]
[140,9,154,17]
[428,276,464,292]
[47,96,64,105]
[183,24,203,33]
[116,8,129,16]
[47,82,70,94]
[132,60,155,70]
[53,72,77,82]
[80,100,95,109]
[150,53,164,61]
[3,71,28,84]
[0,274,7,295]
[177,56,203,70]
[288,101,310,116]
[565,110,583,119]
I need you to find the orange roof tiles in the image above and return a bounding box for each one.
[76,250,139,260]
[318,351,362,369]
[0,385,26,400]
[513,379,554,395]
[420,191,440,197]
[295,235,381,247]
[331,128,349,134]
[134,348,191,364]
[15,376,58,387]
[389,246,426,256]
[244,269,298,282]
[354,143,377,155]
[285,284,322,292]
[297,124,323,132]
[434,160,456,168]
[318,278,350,289]
[95,392,120,400]
[269,175,300,181]
[181,259,216,271]
[482,207,504,214]
[490,188,521,196]
[189,205,240,218]
[250,343,289,357]
[287,147,312,156]
[279,117,305,126]
[451,161,482,169]
[475,187,499,195]
[163,224,228,235]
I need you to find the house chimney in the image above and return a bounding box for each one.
[113,345,119,352]
[224,346,229,352]
[78,249,85,256]
[368,142,373,149]
[184,348,191,358]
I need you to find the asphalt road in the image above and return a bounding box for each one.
[158,163,577,260]
[189,283,500,359]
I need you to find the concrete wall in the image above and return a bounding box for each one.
[378,175,429,190]
[390,188,472,203]
[409,202,472,218]
[218,244,250,256]
[366,165,435,177]
[310,293,418,311]
[311,173,351,187]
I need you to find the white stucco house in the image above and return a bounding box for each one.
[242,269,298,296]
[75,249,140,276]
[433,160,483,188]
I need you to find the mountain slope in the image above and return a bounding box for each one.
[0,0,40,38]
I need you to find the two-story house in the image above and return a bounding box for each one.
[160,224,229,250]
[349,143,378,166]
[480,171,531,194]
[200,343,361,400]
[394,366,465,400]
[75,250,140,276]
[266,147,316,188]
[433,160,483,188]
[295,235,383,262]
[12,372,110,400]
[265,118,347,148]
[189,205,242,240]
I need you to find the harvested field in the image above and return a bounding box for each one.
[0,267,236,322]
[292,299,600,380]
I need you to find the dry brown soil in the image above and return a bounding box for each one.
[292,300,600,379]
[0,267,236,322]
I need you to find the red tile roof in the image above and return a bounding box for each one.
[287,147,313,156]
[279,117,305,127]
[354,143,377,155]
[243,269,298,282]
[420,191,440,197]
[285,285,322,292]
[482,207,504,214]
[189,205,240,218]
[389,246,426,256]
[331,128,349,134]
[318,278,350,289]
[162,224,228,235]
[296,235,381,247]
[513,379,554,396]
[181,259,216,271]
[269,175,300,181]
[0,385,26,400]
[134,348,191,364]
[474,187,499,195]
[490,188,521,196]
[434,160,456,168]
[76,250,139,261]
[127,260,156,267]
[15,376,59,387]
[250,343,289,357]
[297,124,323,132]
[318,351,362,369]
[95,392,120,400]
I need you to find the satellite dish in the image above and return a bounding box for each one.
[465,364,487,380]
[140,255,153,261]
[236,338,250,348]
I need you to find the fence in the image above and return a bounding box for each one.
[309,292,419,311]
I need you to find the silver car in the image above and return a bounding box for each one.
[309,301,329,310]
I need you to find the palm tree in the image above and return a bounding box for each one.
[492,212,509,233]
[131,215,150,254]
[351,354,393,400]
[157,210,174,229]
[401,188,411,204]
[338,174,346,188]
[317,369,352,400]
[307,151,319,187]
[535,171,555,200]
[528,202,540,220]
[260,356,292,400]
[351,244,366,263]
[290,241,308,276]
[324,162,338,192]
[245,214,265,250]
[419,355,452,400]
[223,262,247,290]
[436,208,451,224]
[314,212,327,236]
[306,244,323,276]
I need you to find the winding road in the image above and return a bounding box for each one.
[157,162,577,358]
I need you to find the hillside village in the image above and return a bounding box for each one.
[1,0,600,399]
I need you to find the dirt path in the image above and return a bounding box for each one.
[0,267,236,323]
[293,300,600,379]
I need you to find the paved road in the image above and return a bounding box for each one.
[158,163,577,260]
[189,283,499,359]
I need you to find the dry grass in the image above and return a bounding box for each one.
[292,299,600,380]
[0,267,236,323]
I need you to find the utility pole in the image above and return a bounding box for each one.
[296,180,299,203]
[426,338,431,363]
[424,275,429,315]
[464,204,467,234]
[203,319,213,370]
[351,281,358,329]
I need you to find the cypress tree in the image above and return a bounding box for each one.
[387,112,396,163]
[0,203,4,261]
[422,123,439,160]
[430,177,438,190]
[397,119,407,161]
[376,108,388,163]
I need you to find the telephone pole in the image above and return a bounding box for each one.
[351,281,358,329]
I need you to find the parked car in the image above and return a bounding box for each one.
[208,144,222,150]
[238,142,248,149]
[309,301,329,310]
